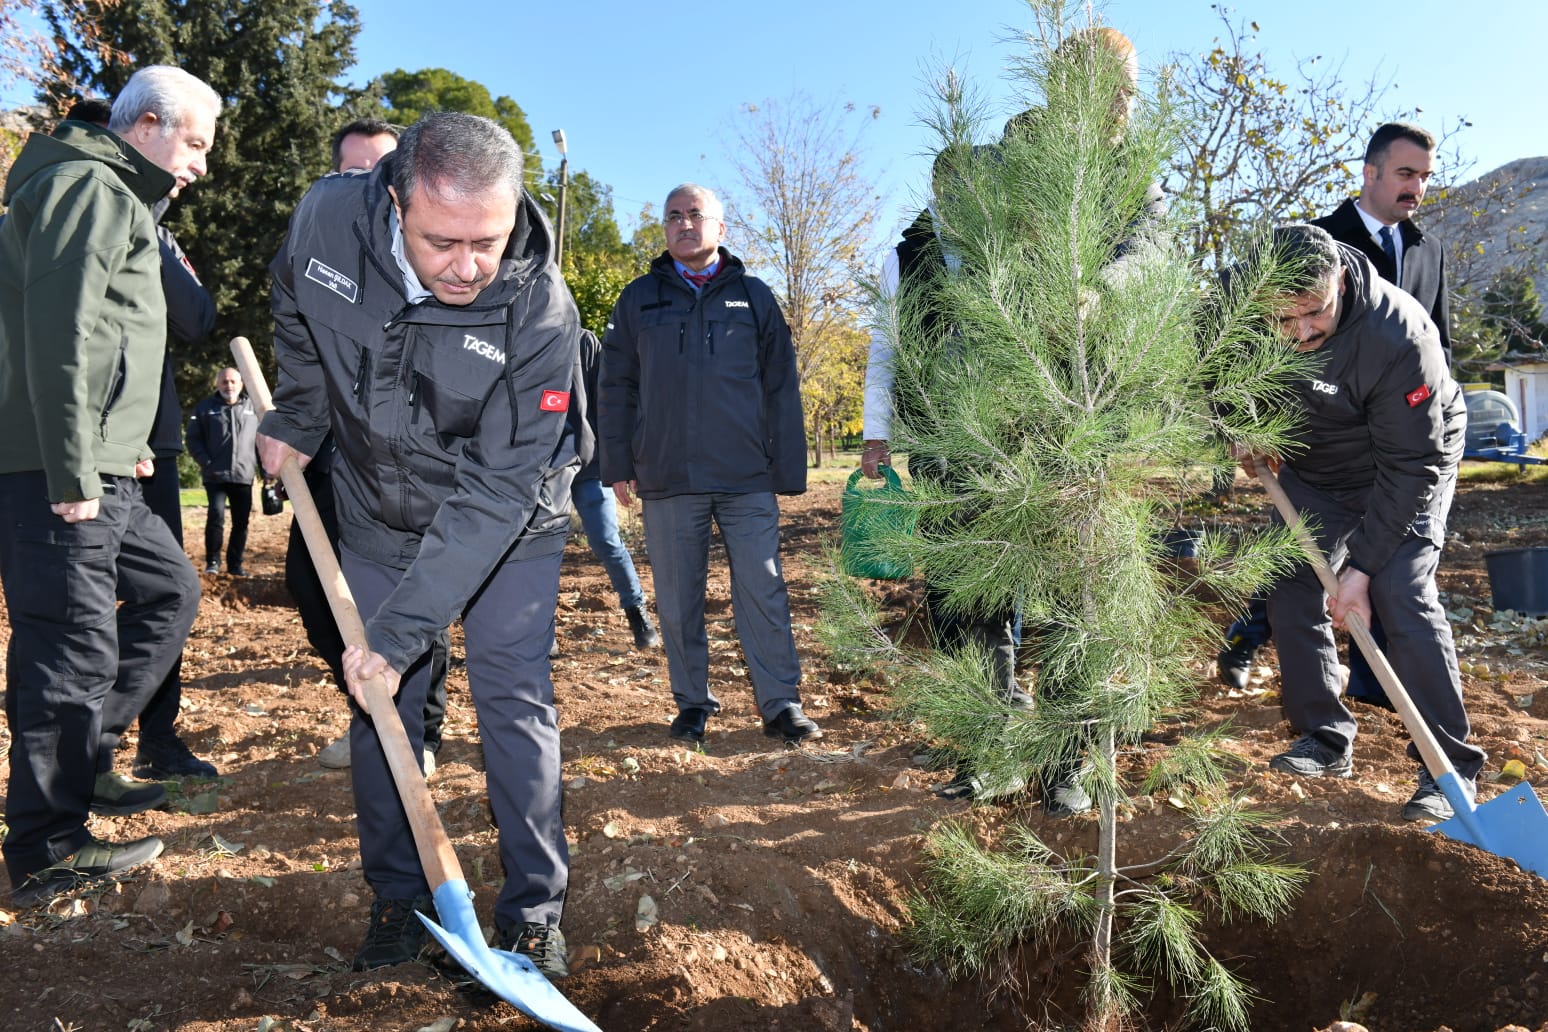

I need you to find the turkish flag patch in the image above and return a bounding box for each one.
[1405,383,1432,408]
[540,389,570,412]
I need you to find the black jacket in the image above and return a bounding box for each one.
[187,392,258,484]
[600,248,806,499]
[1286,245,1464,573]
[1312,199,1450,360]
[150,207,215,458]
[263,156,587,671]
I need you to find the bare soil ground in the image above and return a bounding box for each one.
[4,470,1548,1032]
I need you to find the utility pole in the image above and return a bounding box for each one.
[551,128,568,268]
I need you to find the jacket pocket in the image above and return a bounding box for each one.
[98,335,130,436]
[409,346,501,445]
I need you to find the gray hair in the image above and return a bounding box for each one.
[391,112,523,211]
[107,65,220,135]
[1268,223,1342,294]
[664,182,723,219]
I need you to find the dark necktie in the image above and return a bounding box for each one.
[1379,225,1398,278]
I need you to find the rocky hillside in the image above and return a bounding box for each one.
[1427,155,1548,293]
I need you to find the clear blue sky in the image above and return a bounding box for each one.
[347,0,1544,249]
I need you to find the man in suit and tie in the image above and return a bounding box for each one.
[1312,121,1449,360]
[1217,121,1454,697]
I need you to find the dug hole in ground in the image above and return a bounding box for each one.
[2,471,1548,1032]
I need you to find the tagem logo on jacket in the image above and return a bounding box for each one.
[724,300,750,309]
[540,390,570,412]
[1406,383,1432,408]
[1311,380,1339,396]
[463,334,506,364]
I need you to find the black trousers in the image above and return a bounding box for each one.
[103,455,189,746]
[908,453,1020,696]
[284,463,447,747]
[204,481,252,569]
[1267,465,1484,779]
[0,471,199,883]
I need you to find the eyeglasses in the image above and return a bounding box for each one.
[666,210,719,227]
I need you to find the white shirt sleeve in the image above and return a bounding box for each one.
[862,249,901,441]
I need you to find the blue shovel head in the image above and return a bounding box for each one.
[1430,775,1548,880]
[420,880,602,1032]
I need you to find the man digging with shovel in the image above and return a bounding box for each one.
[258,111,586,976]
[1232,223,1484,823]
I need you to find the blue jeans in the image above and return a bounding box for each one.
[571,475,644,610]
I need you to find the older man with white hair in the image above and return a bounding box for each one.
[600,183,819,748]
[0,64,220,905]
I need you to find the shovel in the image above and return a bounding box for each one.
[231,337,602,1031]
[1254,458,1548,879]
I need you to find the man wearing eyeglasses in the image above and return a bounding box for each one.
[599,183,820,747]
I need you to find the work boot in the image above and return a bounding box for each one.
[499,921,570,981]
[11,835,165,907]
[352,895,435,970]
[1216,634,1256,690]
[90,771,168,815]
[1402,768,1474,823]
[133,735,218,779]
[318,734,351,769]
[625,605,660,649]
[1268,734,1352,778]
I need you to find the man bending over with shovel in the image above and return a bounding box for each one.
[1234,223,1483,823]
[258,112,586,976]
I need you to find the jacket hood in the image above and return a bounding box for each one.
[3,121,174,207]
[1330,242,1379,337]
[357,154,558,307]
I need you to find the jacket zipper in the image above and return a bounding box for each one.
[707,323,716,356]
[99,336,129,436]
[408,371,422,424]
[352,348,371,403]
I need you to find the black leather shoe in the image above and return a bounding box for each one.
[625,606,660,649]
[1216,634,1257,690]
[763,705,822,745]
[668,707,712,743]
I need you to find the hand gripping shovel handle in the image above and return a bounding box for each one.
[1252,459,1468,794]
[230,337,463,890]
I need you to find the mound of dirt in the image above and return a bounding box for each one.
[3,470,1548,1032]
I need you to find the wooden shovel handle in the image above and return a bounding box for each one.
[231,337,463,891]
[1252,458,1458,782]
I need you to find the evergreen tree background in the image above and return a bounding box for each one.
[40,0,371,403]
[825,3,1316,1026]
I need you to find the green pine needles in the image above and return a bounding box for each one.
[824,3,1322,1028]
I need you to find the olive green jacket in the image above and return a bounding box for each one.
[0,121,174,501]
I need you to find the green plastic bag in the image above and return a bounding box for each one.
[840,466,917,580]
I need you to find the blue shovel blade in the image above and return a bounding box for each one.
[421,880,602,1032]
[1430,777,1548,881]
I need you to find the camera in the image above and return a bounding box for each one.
[260,480,285,516]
